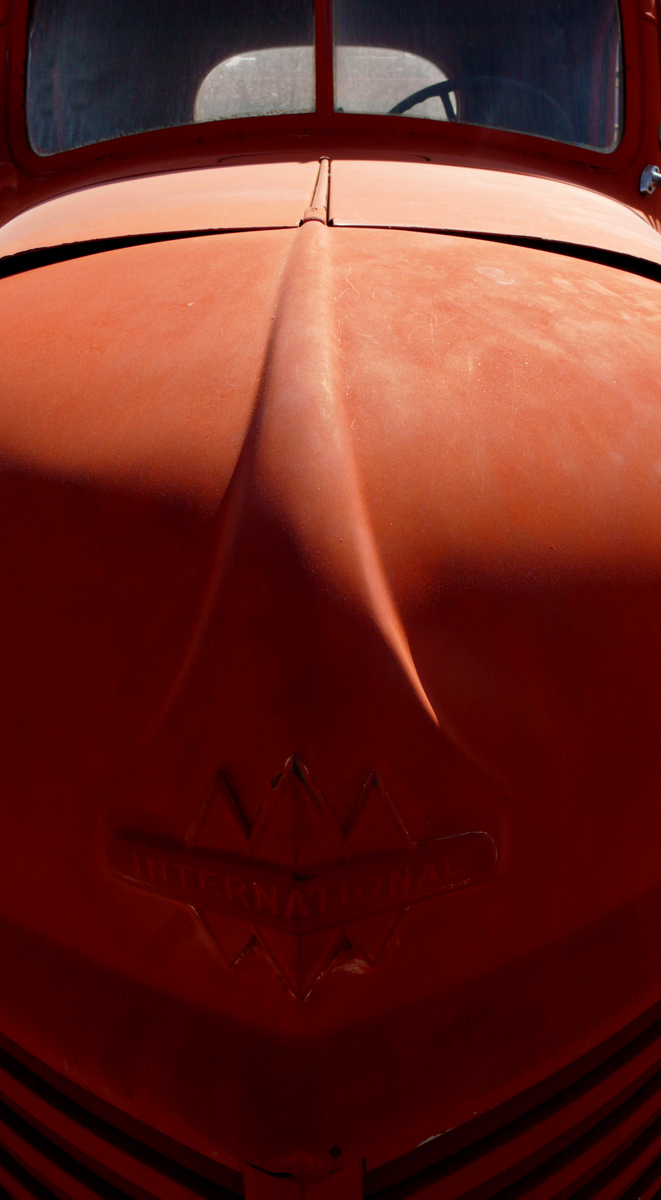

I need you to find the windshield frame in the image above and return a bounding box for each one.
[7,0,642,185]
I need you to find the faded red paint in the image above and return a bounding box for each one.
[0,2,660,1199]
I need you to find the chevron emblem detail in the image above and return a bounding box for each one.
[109,758,496,998]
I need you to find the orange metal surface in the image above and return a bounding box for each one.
[0,162,321,258]
[0,0,661,1197]
[2,216,661,1194]
[328,160,661,264]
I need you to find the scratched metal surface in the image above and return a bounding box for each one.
[330,159,661,265]
[0,161,321,258]
[0,220,661,1183]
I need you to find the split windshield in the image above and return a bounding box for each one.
[335,0,622,148]
[27,0,622,155]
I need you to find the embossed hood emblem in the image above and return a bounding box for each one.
[110,758,496,997]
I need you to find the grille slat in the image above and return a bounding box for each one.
[366,1019,661,1199]
[499,1093,661,1200]
[617,1137,661,1200]
[0,1040,243,1196]
[0,1045,242,1200]
[0,1140,58,1200]
[0,1062,221,1200]
[519,1111,661,1200]
[2,1012,661,1200]
[372,1054,661,1199]
[0,1098,127,1200]
[367,1020,661,1194]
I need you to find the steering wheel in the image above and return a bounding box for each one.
[389,75,574,142]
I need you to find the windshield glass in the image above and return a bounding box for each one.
[26,0,622,155]
[26,0,315,155]
[335,0,623,150]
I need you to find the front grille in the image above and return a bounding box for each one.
[366,1004,661,1199]
[2,1006,661,1200]
[0,1039,243,1200]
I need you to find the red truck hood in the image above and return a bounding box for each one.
[0,158,660,267]
[1,166,661,1179]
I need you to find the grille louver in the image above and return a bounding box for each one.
[2,1011,661,1200]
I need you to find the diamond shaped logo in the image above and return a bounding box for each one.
[109,758,496,998]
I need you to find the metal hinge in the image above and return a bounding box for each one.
[639,164,661,194]
[302,157,330,223]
